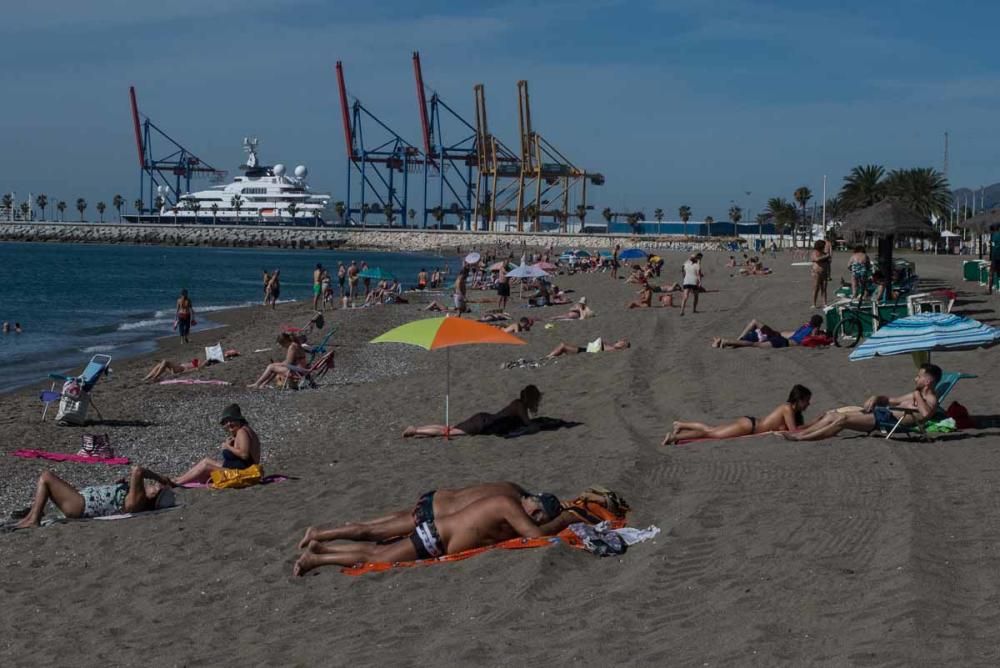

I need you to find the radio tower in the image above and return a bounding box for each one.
[943,131,949,178]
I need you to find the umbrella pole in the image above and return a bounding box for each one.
[445,347,451,440]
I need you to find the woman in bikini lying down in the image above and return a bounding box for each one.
[662,384,812,445]
[403,385,541,438]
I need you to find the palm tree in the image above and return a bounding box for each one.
[884,167,951,219]
[704,216,714,237]
[96,201,106,223]
[230,194,243,222]
[839,164,886,213]
[430,206,444,228]
[728,205,742,225]
[287,201,298,225]
[19,202,30,221]
[767,197,795,247]
[755,212,768,239]
[35,194,47,221]
[2,194,12,221]
[383,203,394,227]
[334,201,346,225]
[407,208,416,228]
[133,199,144,217]
[76,198,87,222]
[56,200,66,221]
[653,207,664,236]
[601,207,613,230]
[575,204,587,232]
[678,205,692,238]
[113,194,124,223]
[210,202,219,224]
[793,186,812,243]
[189,200,201,224]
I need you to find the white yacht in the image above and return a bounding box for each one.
[163,137,330,223]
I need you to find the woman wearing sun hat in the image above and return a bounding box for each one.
[172,404,261,486]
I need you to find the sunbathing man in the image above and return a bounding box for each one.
[549,297,594,321]
[783,364,941,441]
[299,481,551,547]
[247,332,307,389]
[172,404,261,485]
[500,317,534,334]
[293,491,563,575]
[713,315,825,349]
[547,338,630,357]
[663,385,813,445]
[13,465,176,529]
[403,385,541,438]
[144,358,200,382]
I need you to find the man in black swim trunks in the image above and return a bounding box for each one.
[298,481,531,548]
[294,491,563,575]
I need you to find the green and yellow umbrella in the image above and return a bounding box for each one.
[372,317,526,436]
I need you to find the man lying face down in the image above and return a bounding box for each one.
[293,486,563,575]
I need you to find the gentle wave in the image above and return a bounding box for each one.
[118,318,173,331]
[151,301,262,318]
[80,344,119,353]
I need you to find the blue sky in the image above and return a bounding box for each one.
[1,0,998,220]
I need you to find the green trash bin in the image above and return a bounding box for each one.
[964,260,982,281]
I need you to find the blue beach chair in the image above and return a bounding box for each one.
[878,371,975,440]
[40,354,112,423]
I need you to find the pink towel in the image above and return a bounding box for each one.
[159,379,231,386]
[12,449,130,465]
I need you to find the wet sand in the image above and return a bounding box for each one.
[3,251,1000,666]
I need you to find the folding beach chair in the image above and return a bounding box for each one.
[277,350,335,390]
[878,371,975,440]
[40,354,112,424]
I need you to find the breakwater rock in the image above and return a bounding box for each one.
[0,222,732,253]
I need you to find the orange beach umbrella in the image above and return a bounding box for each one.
[371,316,526,435]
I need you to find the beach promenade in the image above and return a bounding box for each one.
[2,251,1000,665]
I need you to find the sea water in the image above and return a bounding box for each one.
[0,242,457,392]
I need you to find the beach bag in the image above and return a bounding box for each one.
[56,379,90,426]
[945,401,974,430]
[204,344,225,364]
[210,464,263,490]
[78,433,113,458]
[565,486,631,524]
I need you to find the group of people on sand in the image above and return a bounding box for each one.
[663,363,943,444]
[14,403,261,529]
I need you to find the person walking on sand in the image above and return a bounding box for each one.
[336,261,347,298]
[496,262,510,311]
[417,268,428,290]
[175,289,195,343]
[679,253,703,316]
[611,244,621,279]
[453,266,469,315]
[811,239,832,308]
[312,263,324,310]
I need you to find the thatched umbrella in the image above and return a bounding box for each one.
[840,200,935,295]
[957,208,1000,234]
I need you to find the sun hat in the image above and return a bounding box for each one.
[219,403,247,425]
[578,296,587,305]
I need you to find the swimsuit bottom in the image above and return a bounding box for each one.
[81,483,128,518]
[221,450,254,470]
[873,406,900,430]
[744,416,757,433]
[410,520,445,559]
[412,490,436,524]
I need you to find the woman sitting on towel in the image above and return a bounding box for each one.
[144,358,200,382]
[662,385,812,445]
[247,332,307,389]
[172,404,261,485]
[13,466,176,529]
[402,385,542,438]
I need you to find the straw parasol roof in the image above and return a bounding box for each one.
[957,208,1000,233]
[839,199,935,237]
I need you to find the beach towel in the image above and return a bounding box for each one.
[158,379,231,386]
[498,417,583,438]
[179,474,290,489]
[340,521,625,576]
[12,449,130,466]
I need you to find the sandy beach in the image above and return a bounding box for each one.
[3,250,1000,666]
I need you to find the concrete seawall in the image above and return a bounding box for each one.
[0,222,731,252]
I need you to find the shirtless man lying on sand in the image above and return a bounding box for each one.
[298,481,562,547]
[712,315,825,349]
[783,363,941,441]
[546,338,630,357]
[294,490,563,575]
